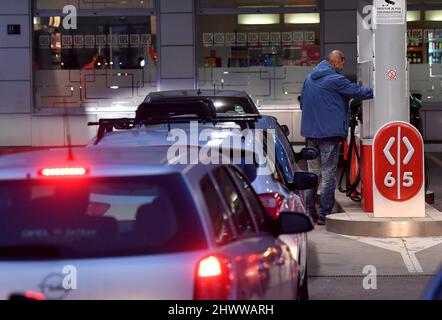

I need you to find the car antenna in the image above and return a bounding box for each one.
[63,105,75,161]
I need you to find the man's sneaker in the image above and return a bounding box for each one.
[316,214,326,226]
[308,212,318,223]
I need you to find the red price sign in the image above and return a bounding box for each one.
[373,122,423,202]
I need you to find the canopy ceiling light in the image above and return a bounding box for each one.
[238,14,280,25]
[407,11,421,22]
[284,13,320,24]
[426,10,442,22]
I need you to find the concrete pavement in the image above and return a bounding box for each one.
[307,226,442,299]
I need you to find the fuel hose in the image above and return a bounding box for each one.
[338,109,362,203]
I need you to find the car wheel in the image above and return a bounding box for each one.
[298,263,309,300]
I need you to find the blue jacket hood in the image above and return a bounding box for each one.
[310,60,337,80]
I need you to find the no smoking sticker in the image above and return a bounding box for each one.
[387,69,397,80]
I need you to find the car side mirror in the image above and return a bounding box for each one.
[294,147,319,162]
[277,212,314,235]
[288,172,318,191]
[280,125,290,137]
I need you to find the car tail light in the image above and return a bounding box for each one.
[259,192,285,220]
[194,255,232,300]
[40,167,88,177]
[24,291,45,300]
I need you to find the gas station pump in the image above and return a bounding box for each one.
[357,0,409,213]
[341,0,426,217]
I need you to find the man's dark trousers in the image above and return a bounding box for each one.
[305,137,342,222]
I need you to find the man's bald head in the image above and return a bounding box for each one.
[327,50,345,72]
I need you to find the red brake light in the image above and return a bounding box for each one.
[40,167,87,177]
[24,291,45,300]
[194,255,232,300]
[198,256,222,277]
[259,192,285,220]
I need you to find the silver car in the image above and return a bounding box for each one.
[0,146,313,300]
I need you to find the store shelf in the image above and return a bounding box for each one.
[408,47,423,52]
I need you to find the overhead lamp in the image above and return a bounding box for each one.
[238,14,280,25]
[407,11,421,22]
[426,10,442,21]
[284,13,320,24]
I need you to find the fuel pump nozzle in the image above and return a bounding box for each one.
[349,98,363,126]
[410,93,423,134]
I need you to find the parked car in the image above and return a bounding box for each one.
[141,89,260,114]
[87,100,319,299]
[0,146,313,300]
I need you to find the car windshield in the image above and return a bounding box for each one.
[0,175,206,260]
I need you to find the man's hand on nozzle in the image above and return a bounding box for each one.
[350,99,362,109]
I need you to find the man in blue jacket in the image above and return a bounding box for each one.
[300,50,373,225]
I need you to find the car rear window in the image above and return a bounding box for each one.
[209,97,257,114]
[147,97,258,114]
[0,175,206,260]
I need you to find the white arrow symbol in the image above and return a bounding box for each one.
[383,137,396,165]
[402,136,415,165]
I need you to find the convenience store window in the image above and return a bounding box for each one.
[198,0,317,9]
[407,4,442,102]
[35,0,154,10]
[197,2,320,106]
[33,0,157,111]
[33,16,156,70]
[198,15,320,68]
[407,7,442,66]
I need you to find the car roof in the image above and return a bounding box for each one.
[145,89,251,101]
[0,145,212,180]
[89,122,263,154]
